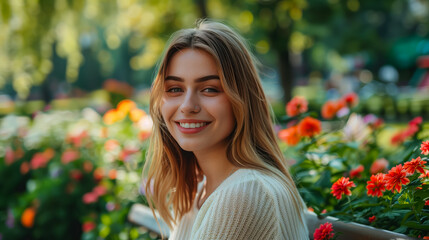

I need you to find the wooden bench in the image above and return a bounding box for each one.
[128,204,420,239]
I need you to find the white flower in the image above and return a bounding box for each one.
[343,113,370,142]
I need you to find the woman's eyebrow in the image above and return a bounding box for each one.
[164,75,220,82]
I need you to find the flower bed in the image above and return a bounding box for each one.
[0,100,155,240]
[279,94,429,239]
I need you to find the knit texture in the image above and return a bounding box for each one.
[169,168,309,240]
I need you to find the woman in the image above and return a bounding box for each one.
[144,19,309,239]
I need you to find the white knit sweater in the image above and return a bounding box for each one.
[169,168,309,239]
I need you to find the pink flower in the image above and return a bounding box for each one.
[82,192,98,204]
[313,222,334,240]
[370,158,389,174]
[61,149,80,164]
[93,185,107,197]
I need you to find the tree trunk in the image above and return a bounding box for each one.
[277,49,294,102]
[195,0,207,18]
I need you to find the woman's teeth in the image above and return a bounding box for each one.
[179,122,207,128]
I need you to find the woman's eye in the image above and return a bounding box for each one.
[167,88,182,93]
[202,88,219,93]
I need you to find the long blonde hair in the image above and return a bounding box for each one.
[144,19,306,229]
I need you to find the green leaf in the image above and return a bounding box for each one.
[402,221,429,231]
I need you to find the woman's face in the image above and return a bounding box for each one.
[161,48,235,154]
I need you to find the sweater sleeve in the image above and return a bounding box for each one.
[190,180,279,240]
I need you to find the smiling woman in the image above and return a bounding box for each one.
[143,19,309,240]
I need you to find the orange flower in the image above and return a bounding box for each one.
[129,108,146,122]
[117,99,137,114]
[298,117,321,138]
[385,164,410,193]
[21,207,36,228]
[108,169,117,180]
[83,161,93,173]
[104,139,120,151]
[366,173,387,197]
[93,167,104,181]
[331,177,355,200]
[349,165,364,178]
[368,215,376,223]
[286,96,308,117]
[139,130,151,141]
[20,162,30,174]
[342,92,359,108]
[403,156,427,175]
[278,126,301,146]
[313,222,334,240]
[421,140,429,155]
[370,158,389,174]
[103,109,126,125]
[321,101,338,119]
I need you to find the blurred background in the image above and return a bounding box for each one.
[1,1,429,239]
[0,0,428,120]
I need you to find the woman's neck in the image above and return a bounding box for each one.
[193,144,237,196]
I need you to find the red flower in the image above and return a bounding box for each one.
[350,165,364,178]
[425,200,429,206]
[368,216,376,223]
[82,221,96,232]
[297,116,322,138]
[385,164,410,193]
[321,101,338,119]
[331,177,356,200]
[286,96,308,117]
[403,157,427,175]
[69,170,83,181]
[409,116,423,126]
[342,92,359,108]
[313,222,334,240]
[419,170,429,179]
[421,140,429,155]
[366,173,387,197]
[370,158,389,174]
[391,131,407,145]
[278,126,301,146]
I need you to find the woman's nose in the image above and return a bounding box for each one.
[180,91,201,113]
